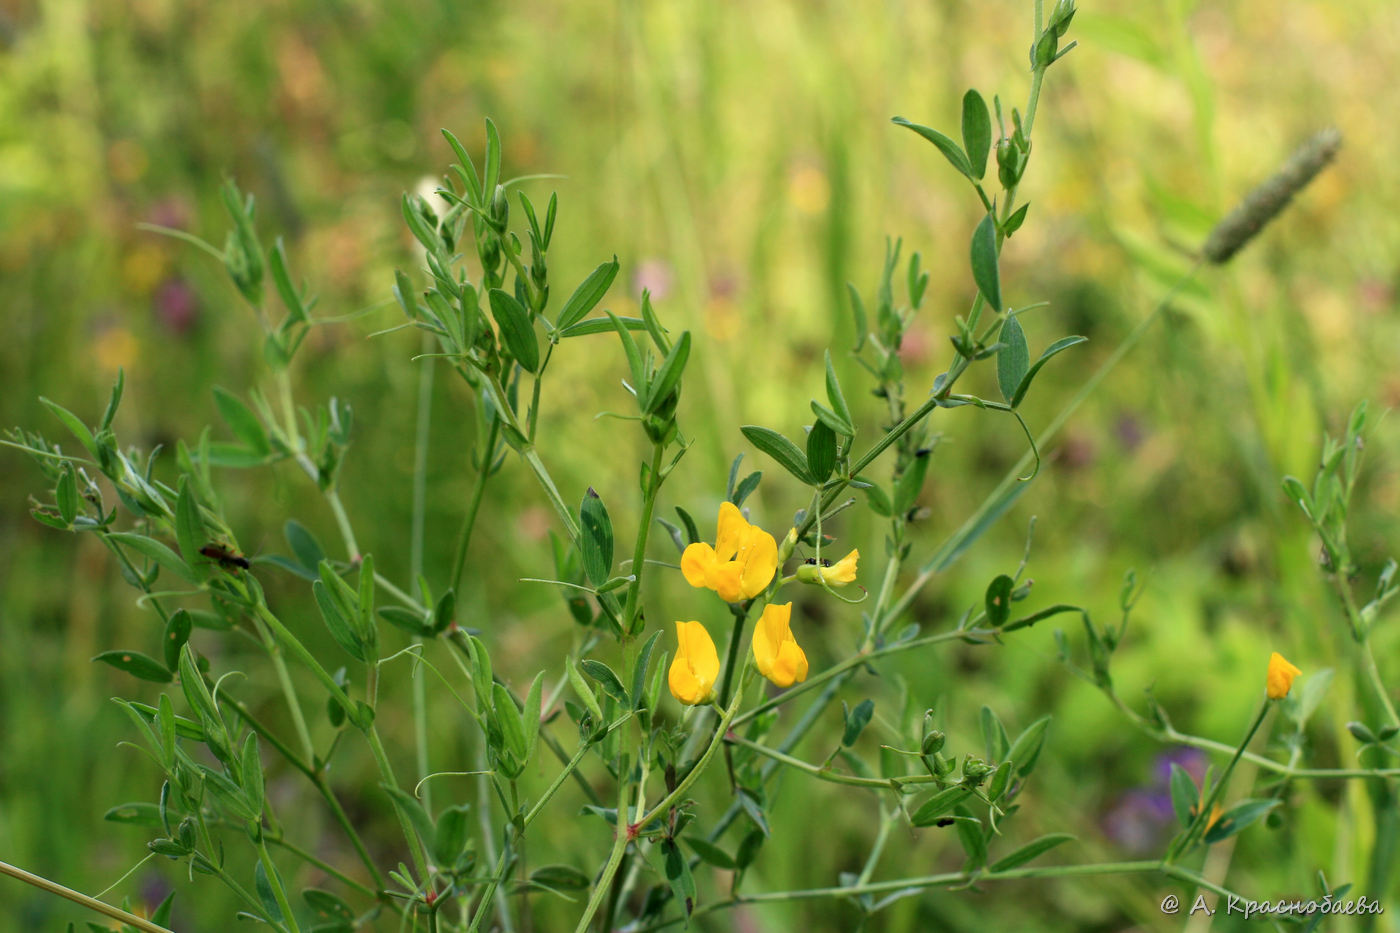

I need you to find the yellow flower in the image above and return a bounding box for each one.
[1266,652,1302,700]
[751,602,808,688]
[669,621,720,705]
[681,502,778,603]
[796,548,860,587]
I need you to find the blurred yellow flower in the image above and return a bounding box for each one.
[669,621,719,706]
[797,548,860,587]
[1266,652,1302,700]
[752,602,807,688]
[681,502,777,602]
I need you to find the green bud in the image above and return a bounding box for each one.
[1032,30,1058,69]
[490,184,509,230]
[1050,0,1076,37]
[921,729,946,756]
[962,755,993,785]
[996,138,1020,189]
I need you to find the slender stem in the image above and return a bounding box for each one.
[254,838,303,933]
[0,860,177,933]
[622,443,667,630]
[365,727,433,883]
[451,418,500,593]
[733,630,965,728]
[248,609,316,763]
[1165,702,1270,863]
[323,489,362,560]
[522,445,581,543]
[634,860,1246,931]
[639,672,748,831]
[524,741,593,826]
[410,332,436,813]
[725,734,929,789]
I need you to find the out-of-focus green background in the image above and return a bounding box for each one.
[2,0,1397,929]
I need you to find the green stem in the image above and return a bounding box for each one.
[410,330,436,813]
[524,741,593,826]
[255,838,303,933]
[248,609,316,764]
[634,861,1245,931]
[451,418,500,593]
[724,735,929,789]
[365,727,432,884]
[1164,702,1270,863]
[0,860,177,933]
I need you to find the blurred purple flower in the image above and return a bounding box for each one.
[146,196,192,232]
[1101,747,1206,852]
[154,278,199,336]
[1113,412,1145,451]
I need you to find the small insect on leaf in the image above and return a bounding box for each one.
[200,543,251,572]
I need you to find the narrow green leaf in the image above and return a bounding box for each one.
[493,682,529,762]
[811,400,855,439]
[523,671,544,762]
[55,464,77,524]
[488,288,539,373]
[741,425,814,485]
[108,532,198,584]
[1003,202,1031,237]
[806,421,837,484]
[314,580,368,661]
[566,655,603,724]
[433,805,472,866]
[980,706,1010,761]
[910,786,973,826]
[163,609,193,671]
[996,316,1030,403]
[684,837,737,870]
[824,350,853,431]
[93,650,171,683]
[241,733,264,814]
[579,659,629,704]
[989,833,1075,872]
[891,117,972,179]
[632,630,663,710]
[1204,799,1280,844]
[558,315,647,338]
[40,397,97,457]
[1006,715,1051,778]
[970,213,1002,311]
[1169,764,1198,828]
[954,805,987,870]
[984,574,1015,627]
[1002,603,1080,633]
[212,387,270,457]
[100,370,125,432]
[556,258,620,330]
[579,489,614,586]
[302,888,355,923]
[381,784,435,848]
[378,606,434,637]
[606,311,645,391]
[269,238,307,323]
[174,478,205,570]
[892,448,931,515]
[483,118,502,194]
[644,330,691,414]
[842,699,875,747]
[283,519,325,572]
[961,90,992,179]
[1010,336,1088,408]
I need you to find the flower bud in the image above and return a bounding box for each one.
[962,756,993,785]
[921,729,946,756]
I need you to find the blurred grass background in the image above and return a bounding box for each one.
[2,0,1398,929]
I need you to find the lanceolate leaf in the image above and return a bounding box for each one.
[741,426,814,485]
[961,90,992,180]
[488,288,540,373]
[1010,336,1088,408]
[970,213,1002,311]
[989,833,1076,872]
[996,316,1030,403]
[556,258,620,330]
[891,117,972,179]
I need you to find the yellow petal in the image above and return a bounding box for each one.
[715,501,748,561]
[738,526,779,598]
[710,562,745,603]
[827,549,859,585]
[752,603,806,688]
[1266,651,1302,700]
[681,542,718,589]
[669,621,720,705]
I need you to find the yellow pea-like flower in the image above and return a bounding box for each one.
[669,621,720,705]
[796,548,860,587]
[681,502,778,603]
[752,602,808,688]
[1266,652,1301,700]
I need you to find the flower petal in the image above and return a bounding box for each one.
[1266,651,1302,700]
[738,527,779,598]
[710,562,745,603]
[670,621,719,705]
[715,502,748,562]
[681,542,717,589]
